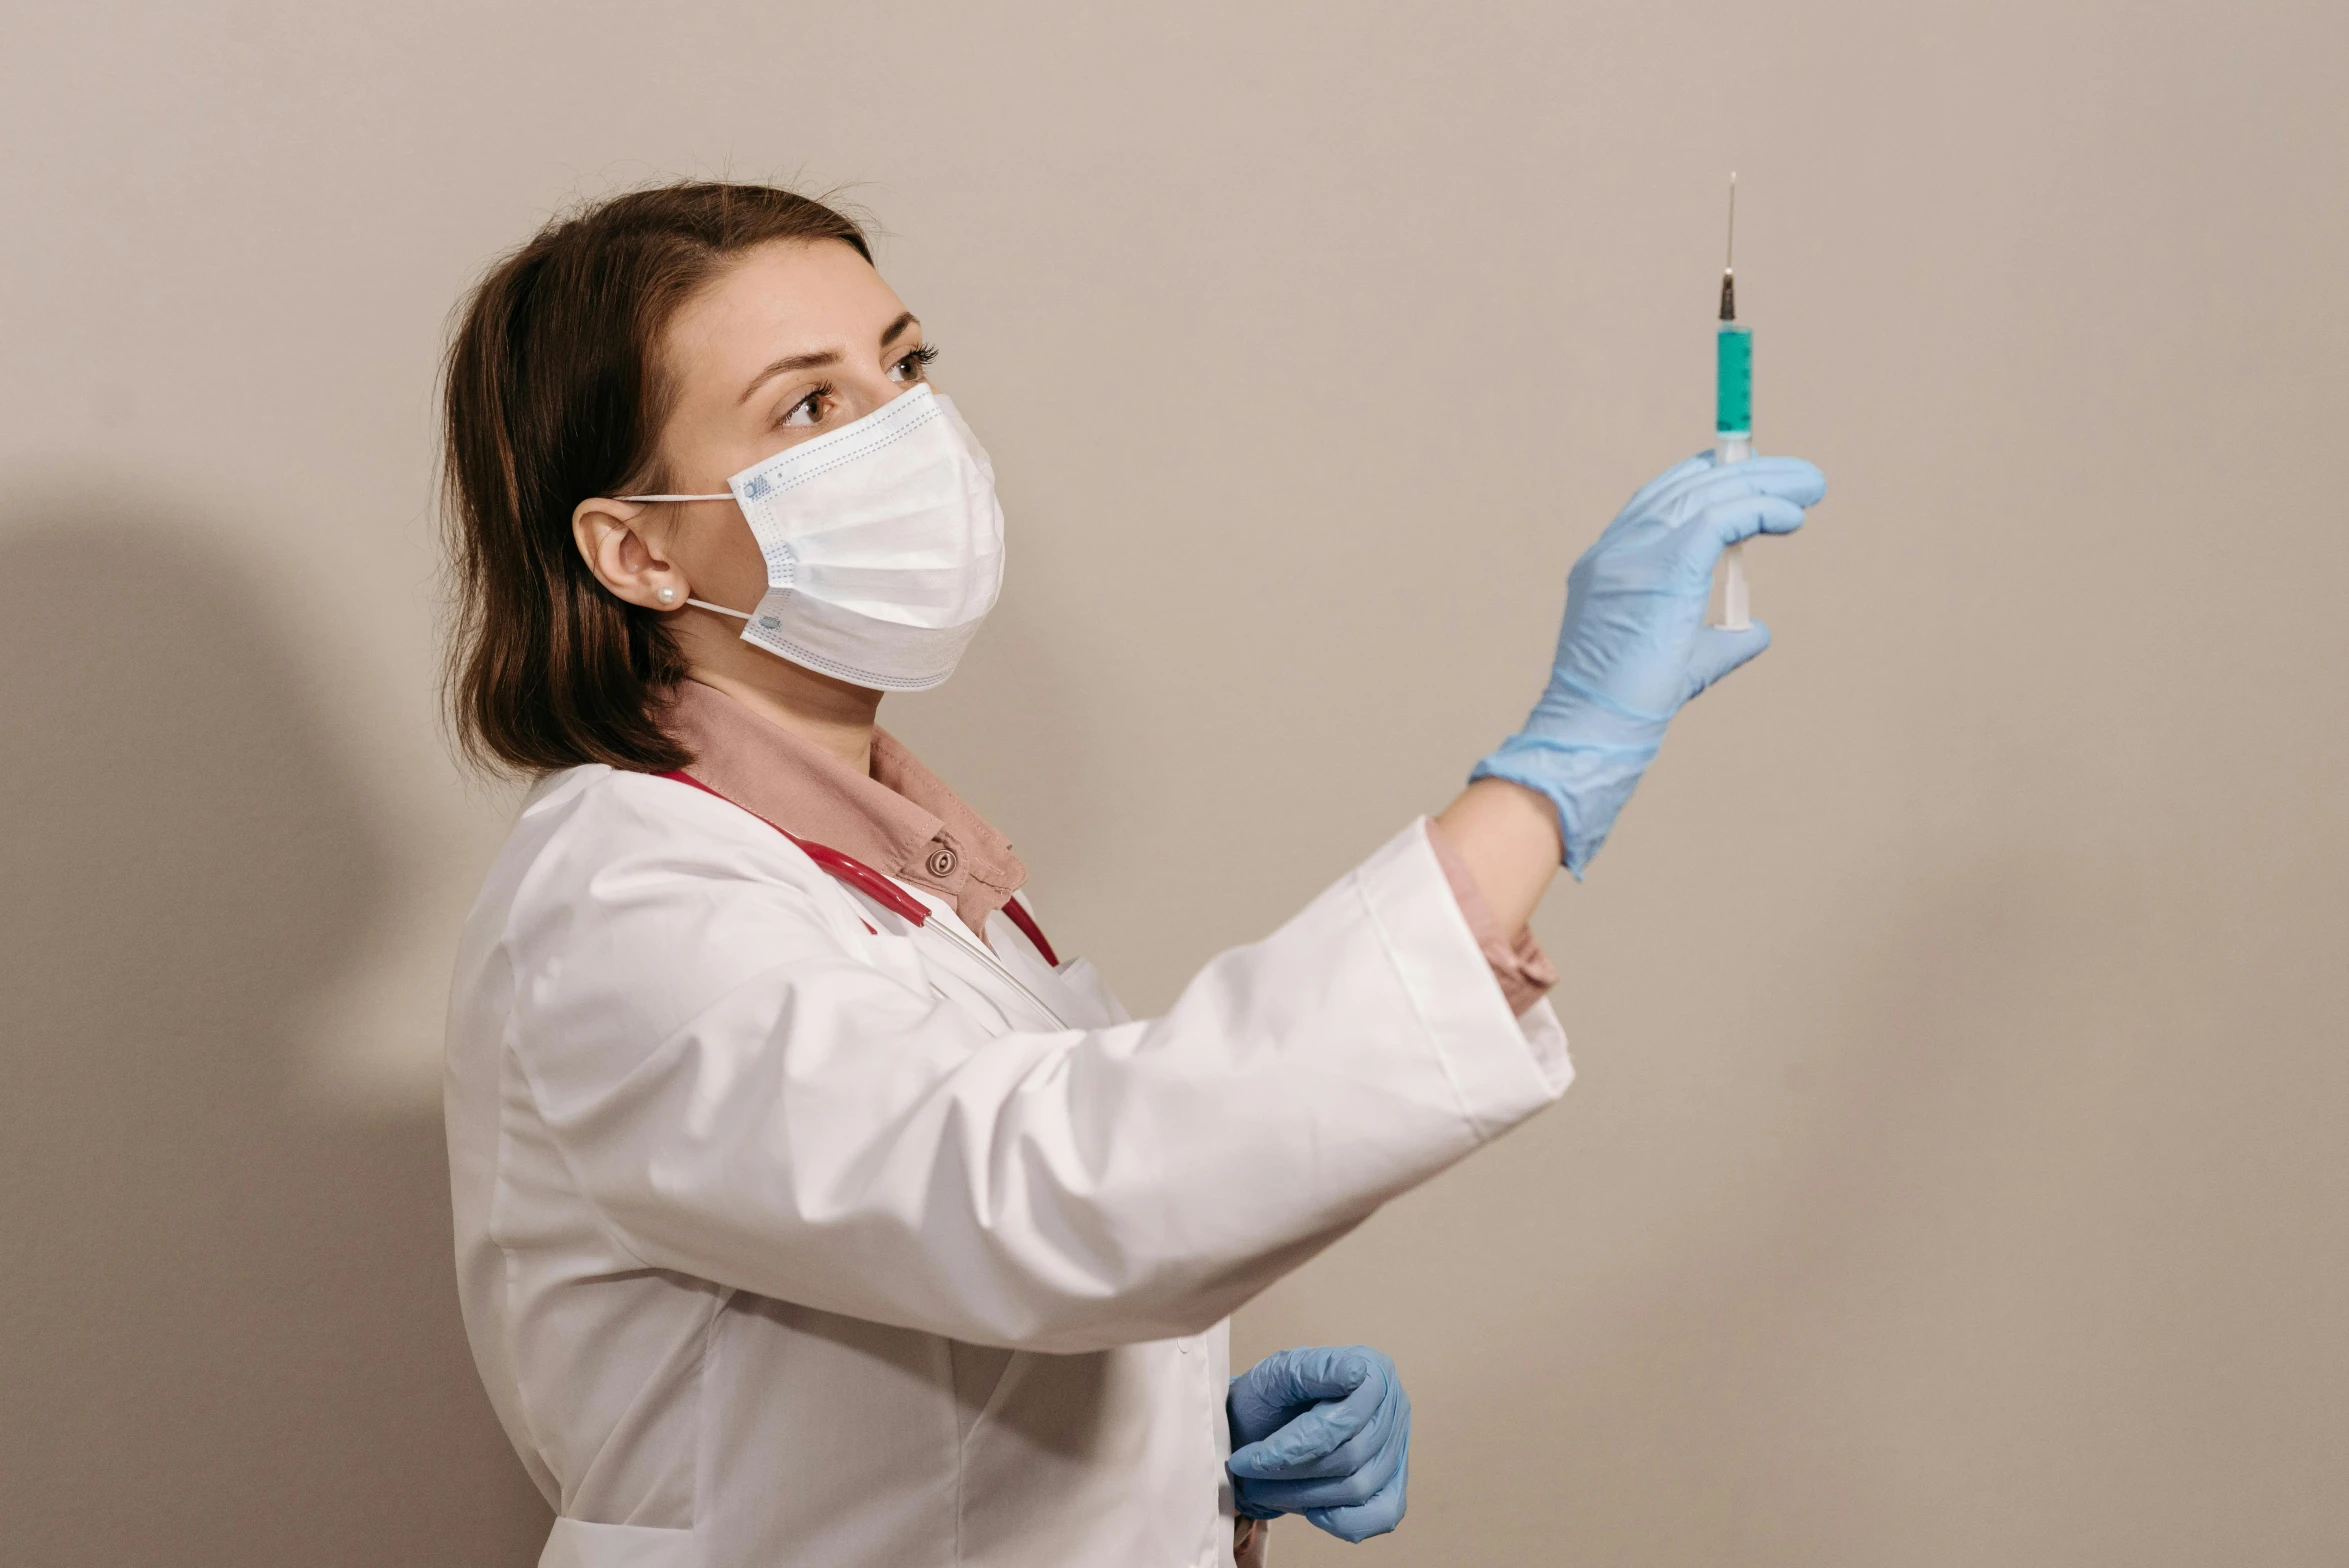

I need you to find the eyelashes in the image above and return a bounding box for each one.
[782,382,837,426]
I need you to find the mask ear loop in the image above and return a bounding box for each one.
[609,493,755,622]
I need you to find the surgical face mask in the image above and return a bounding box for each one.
[623,384,1004,691]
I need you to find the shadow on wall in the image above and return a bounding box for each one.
[0,512,549,1564]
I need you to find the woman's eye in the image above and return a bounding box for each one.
[889,345,939,383]
[781,387,832,427]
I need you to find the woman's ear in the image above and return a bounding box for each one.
[572,499,689,611]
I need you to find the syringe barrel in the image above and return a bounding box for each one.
[1715,323,1753,437]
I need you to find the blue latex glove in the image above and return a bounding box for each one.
[1227,1345,1410,1542]
[1471,451,1828,873]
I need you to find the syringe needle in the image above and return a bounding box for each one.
[1725,171,1737,270]
[1720,172,1739,322]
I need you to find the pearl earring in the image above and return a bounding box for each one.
[656,585,680,606]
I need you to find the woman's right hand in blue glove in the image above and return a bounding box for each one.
[1469,451,1828,876]
[1227,1345,1411,1542]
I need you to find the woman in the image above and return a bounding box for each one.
[439,182,1824,1568]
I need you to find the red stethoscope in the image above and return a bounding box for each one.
[656,769,1060,966]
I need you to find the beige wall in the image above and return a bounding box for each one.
[5,2,2344,1562]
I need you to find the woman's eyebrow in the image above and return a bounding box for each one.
[739,348,840,403]
[735,315,922,404]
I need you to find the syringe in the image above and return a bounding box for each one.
[1714,172,1754,630]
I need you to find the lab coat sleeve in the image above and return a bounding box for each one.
[502,775,1571,1354]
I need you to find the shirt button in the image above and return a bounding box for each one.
[927,846,957,877]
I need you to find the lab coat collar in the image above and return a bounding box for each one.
[658,679,1026,932]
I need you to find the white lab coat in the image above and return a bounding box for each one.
[445,765,1571,1568]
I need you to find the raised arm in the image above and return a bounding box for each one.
[493,781,1568,1355]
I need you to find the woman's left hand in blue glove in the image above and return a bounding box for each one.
[1227,1345,1411,1542]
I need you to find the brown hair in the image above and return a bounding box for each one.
[439,181,872,774]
